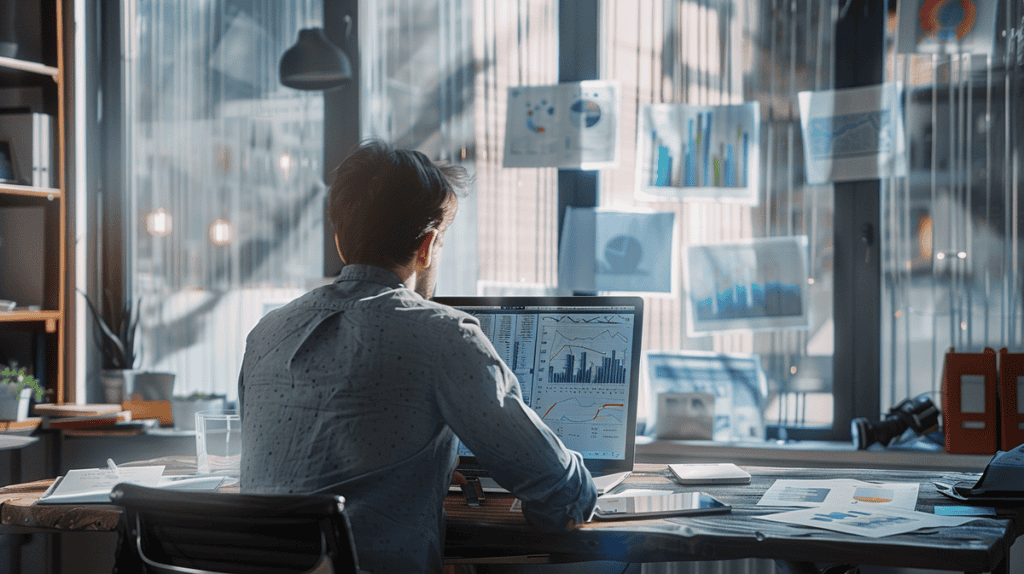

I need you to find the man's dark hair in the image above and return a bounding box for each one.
[328,140,469,270]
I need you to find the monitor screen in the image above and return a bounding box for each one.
[434,296,644,475]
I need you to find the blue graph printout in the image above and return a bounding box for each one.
[807,110,893,158]
[635,102,760,204]
[757,504,978,538]
[455,305,637,460]
[558,207,676,294]
[642,351,767,442]
[797,83,906,184]
[686,236,810,334]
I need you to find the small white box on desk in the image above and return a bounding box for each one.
[668,463,751,485]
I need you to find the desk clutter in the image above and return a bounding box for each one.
[3,462,1017,572]
[465,463,995,539]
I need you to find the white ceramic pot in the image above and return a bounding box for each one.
[0,387,32,421]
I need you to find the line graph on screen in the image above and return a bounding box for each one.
[540,397,625,425]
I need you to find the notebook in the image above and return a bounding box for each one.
[435,296,644,494]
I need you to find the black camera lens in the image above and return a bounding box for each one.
[851,395,939,450]
[851,415,911,450]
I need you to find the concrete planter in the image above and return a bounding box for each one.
[101,370,176,403]
[171,397,226,431]
[0,387,32,421]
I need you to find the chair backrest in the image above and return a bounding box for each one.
[109,483,360,574]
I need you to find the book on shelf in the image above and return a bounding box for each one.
[33,403,121,417]
[44,411,132,430]
[0,417,41,433]
[0,112,53,188]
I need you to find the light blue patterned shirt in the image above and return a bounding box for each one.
[239,265,596,574]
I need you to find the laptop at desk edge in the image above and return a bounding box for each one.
[435,295,644,496]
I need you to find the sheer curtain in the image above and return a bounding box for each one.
[361,0,560,296]
[600,0,837,429]
[123,0,325,400]
[881,4,1024,409]
[361,0,840,429]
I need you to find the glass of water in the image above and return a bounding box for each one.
[195,409,241,476]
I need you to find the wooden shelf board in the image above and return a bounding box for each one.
[0,184,61,199]
[0,57,59,80]
[0,311,61,323]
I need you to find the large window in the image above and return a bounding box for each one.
[106,0,1024,442]
[119,0,327,400]
[359,0,839,435]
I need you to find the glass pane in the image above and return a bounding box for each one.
[361,0,559,294]
[124,0,325,400]
[881,5,1024,411]
[600,0,837,435]
[362,0,839,438]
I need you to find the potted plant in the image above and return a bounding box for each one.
[0,365,44,421]
[81,291,175,403]
[170,392,227,431]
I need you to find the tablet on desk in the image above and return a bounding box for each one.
[592,492,731,521]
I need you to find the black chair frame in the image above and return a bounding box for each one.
[110,483,359,574]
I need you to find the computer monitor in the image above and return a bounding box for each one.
[433,296,644,476]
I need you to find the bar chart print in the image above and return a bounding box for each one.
[635,102,760,204]
[686,236,810,334]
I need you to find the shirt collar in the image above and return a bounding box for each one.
[335,265,406,290]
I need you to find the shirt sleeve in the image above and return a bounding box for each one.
[433,316,597,531]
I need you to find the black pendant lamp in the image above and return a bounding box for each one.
[279,28,352,90]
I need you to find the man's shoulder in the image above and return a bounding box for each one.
[396,296,480,332]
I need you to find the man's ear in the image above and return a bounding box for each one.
[416,229,438,269]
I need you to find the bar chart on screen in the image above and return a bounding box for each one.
[531,313,633,457]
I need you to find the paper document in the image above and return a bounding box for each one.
[758,479,920,510]
[157,475,226,490]
[503,81,620,169]
[797,84,906,184]
[756,504,979,538]
[37,466,165,504]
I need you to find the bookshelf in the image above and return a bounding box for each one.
[0,0,69,403]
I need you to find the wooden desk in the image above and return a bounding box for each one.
[444,464,1021,573]
[2,461,1020,573]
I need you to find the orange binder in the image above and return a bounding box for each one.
[999,348,1024,451]
[942,347,999,454]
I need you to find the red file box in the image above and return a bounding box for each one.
[942,348,999,455]
[999,348,1024,451]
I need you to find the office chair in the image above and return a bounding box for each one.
[109,483,361,574]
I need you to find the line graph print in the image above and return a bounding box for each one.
[540,397,625,424]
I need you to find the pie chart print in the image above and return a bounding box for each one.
[526,100,555,133]
[604,235,643,274]
[570,98,602,128]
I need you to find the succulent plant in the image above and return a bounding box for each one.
[80,290,140,370]
[1,365,44,402]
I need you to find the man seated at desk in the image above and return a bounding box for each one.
[238,140,598,574]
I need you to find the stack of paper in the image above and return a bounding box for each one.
[753,478,981,538]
